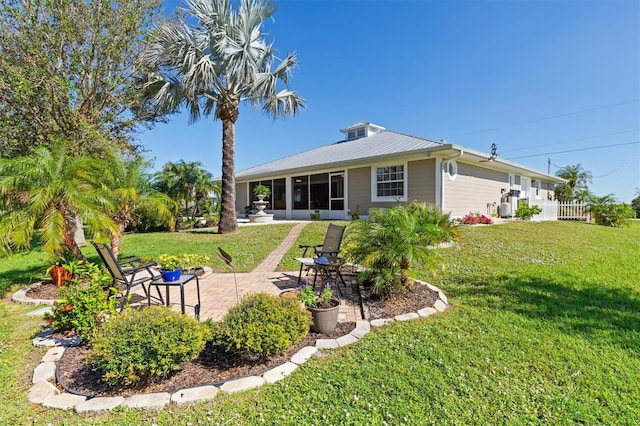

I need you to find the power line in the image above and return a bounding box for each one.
[502,129,639,155]
[506,141,640,160]
[592,151,640,179]
[449,99,640,138]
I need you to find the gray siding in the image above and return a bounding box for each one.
[235,182,249,213]
[347,167,371,213]
[443,162,508,217]
[407,159,436,204]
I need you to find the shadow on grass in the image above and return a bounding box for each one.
[0,264,45,298]
[453,273,640,353]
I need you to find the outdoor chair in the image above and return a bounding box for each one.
[294,223,346,285]
[91,242,161,312]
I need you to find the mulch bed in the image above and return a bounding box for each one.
[25,280,61,300]
[50,280,439,397]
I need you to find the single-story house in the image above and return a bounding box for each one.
[235,122,564,220]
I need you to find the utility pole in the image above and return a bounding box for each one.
[547,157,551,174]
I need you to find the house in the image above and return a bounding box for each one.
[234,122,564,220]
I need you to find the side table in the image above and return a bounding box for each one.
[149,273,201,320]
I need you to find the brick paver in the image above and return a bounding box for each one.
[130,221,363,323]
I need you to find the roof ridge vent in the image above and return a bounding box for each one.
[339,122,385,141]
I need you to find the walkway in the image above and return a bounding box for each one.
[132,222,363,323]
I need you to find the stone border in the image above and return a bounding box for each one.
[12,282,56,306]
[28,280,449,412]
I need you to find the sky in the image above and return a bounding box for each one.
[138,0,640,203]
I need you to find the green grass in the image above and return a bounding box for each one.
[0,221,638,424]
[0,223,296,297]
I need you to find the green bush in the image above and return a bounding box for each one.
[88,306,209,386]
[43,262,116,339]
[342,201,450,296]
[515,203,542,220]
[591,203,634,227]
[213,293,311,358]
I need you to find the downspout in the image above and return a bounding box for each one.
[437,148,464,212]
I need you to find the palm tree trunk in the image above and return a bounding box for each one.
[109,224,126,259]
[62,222,87,262]
[218,117,238,234]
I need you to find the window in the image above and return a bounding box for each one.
[330,172,345,210]
[373,164,406,200]
[292,176,308,209]
[445,160,458,180]
[532,179,541,199]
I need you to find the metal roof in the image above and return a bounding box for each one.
[236,131,447,179]
[235,129,565,183]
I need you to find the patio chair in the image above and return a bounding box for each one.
[294,223,346,285]
[91,242,161,312]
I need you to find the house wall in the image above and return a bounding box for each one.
[407,159,436,204]
[236,182,248,213]
[443,162,508,217]
[347,159,436,216]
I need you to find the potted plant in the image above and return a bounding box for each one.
[158,254,182,282]
[47,261,73,287]
[310,209,320,220]
[298,285,340,334]
[253,184,271,200]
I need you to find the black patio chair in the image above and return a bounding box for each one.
[91,242,161,311]
[294,223,346,285]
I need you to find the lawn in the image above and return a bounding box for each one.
[0,220,638,425]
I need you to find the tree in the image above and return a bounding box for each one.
[153,160,216,216]
[556,164,592,191]
[96,151,177,259]
[0,146,116,259]
[140,0,304,233]
[553,183,573,203]
[0,0,164,157]
[631,188,640,219]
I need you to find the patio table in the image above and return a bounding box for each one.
[149,273,201,320]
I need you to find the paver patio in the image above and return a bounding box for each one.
[130,221,364,322]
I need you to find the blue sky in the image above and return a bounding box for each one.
[139,0,640,203]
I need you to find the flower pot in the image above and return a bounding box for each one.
[308,299,340,334]
[161,268,182,282]
[279,289,299,300]
[49,265,72,286]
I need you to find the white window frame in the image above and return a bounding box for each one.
[521,176,531,199]
[532,179,541,199]
[371,163,407,202]
[445,159,458,180]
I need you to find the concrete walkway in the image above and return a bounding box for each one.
[132,222,363,322]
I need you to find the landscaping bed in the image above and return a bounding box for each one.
[55,282,438,397]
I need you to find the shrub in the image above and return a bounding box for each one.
[515,203,542,220]
[342,201,451,296]
[213,293,311,358]
[591,203,634,227]
[88,306,209,386]
[43,262,116,339]
[462,212,493,225]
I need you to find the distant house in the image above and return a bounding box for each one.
[235,122,564,220]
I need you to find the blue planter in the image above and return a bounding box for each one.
[161,268,182,282]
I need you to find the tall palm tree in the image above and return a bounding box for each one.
[556,164,593,191]
[96,151,178,259]
[140,0,304,233]
[0,146,116,259]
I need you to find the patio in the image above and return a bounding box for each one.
[128,222,365,322]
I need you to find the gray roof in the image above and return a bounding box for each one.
[236,131,448,179]
[235,128,565,183]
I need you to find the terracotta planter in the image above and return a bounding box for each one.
[308,299,340,334]
[279,289,299,300]
[49,265,72,287]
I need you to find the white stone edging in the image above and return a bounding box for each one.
[29,280,449,412]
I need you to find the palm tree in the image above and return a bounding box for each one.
[154,160,201,214]
[96,151,178,259]
[140,0,304,233]
[556,164,593,191]
[0,146,116,259]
